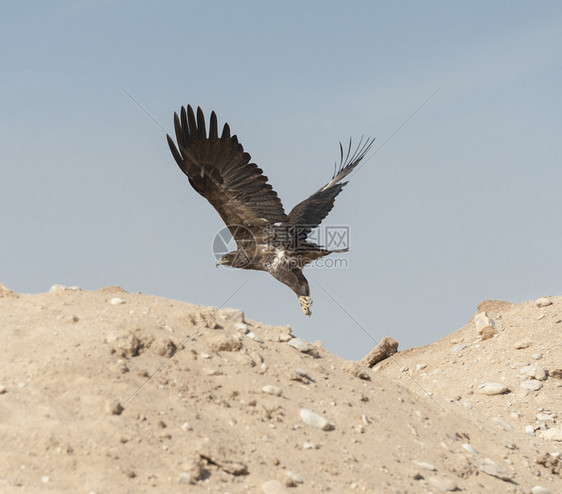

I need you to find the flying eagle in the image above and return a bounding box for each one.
[167,105,373,316]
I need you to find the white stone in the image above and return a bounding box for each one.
[514,338,532,349]
[531,487,552,494]
[178,472,194,484]
[262,385,283,397]
[262,480,290,494]
[537,413,555,422]
[288,338,311,353]
[412,461,437,471]
[539,428,562,441]
[303,441,319,449]
[247,332,264,343]
[110,297,125,305]
[477,382,509,395]
[49,284,81,292]
[474,312,497,339]
[525,425,536,436]
[278,333,292,342]
[451,343,469,353]
[520,365,548,381]
[476,458,513,480]
[235,322,248,333]
[520,380,543,391]
[462,443,478,455]
[535,297,552,308]
[180,422,193,432]
[300,409,333,431]
[286,471,303,483]
[428,477,457,492]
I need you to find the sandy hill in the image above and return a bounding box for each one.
[0,282,560,493]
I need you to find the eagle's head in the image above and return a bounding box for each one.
[216,251,251,268]
[216,252,235,267]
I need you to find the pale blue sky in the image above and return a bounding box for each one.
[2,1,561,359]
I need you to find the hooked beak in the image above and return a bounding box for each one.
[216,257,227,268]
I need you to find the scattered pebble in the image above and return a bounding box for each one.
[532,353,543,360]
[110,297,125,305]
[539,428,562,441]
[535,297,552,308]
[262,385,283,397]
[204,368,223,376]
[476,458,513,481]
[262,479,290,494]
[525,425,536,436]
[278,333,292,342]
[288,338,311,353]
[106,399,124,415]
[451,343,469,353]
[474,312,497,340]
[180,422,193,432]
[178,472,193,485]
[536,413,554,422]
[520,380,543,391]
[520,365,548,381]
[286,471,303,484]
[41,476,50,484]
[492,417,514,431]
[531,487,552,494]
[514,338,532,349]
[234,322,248,333]
[477,382,509,395]
[428,476,457,492]
[49,284,81,292]
[0,385,6,394]
[300,409,334,431]
[462,443,479,455]
[303,441,319,449]
[412,461,437,471]
[247,331,264,343]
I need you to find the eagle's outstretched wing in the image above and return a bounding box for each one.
[167,106,288,245]
[286,137,374,240]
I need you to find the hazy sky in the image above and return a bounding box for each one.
[2,1,561,360]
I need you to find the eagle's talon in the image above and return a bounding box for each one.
[299,296,313,317]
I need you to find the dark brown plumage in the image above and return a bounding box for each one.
[167,105,373,316]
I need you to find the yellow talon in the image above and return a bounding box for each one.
[299,296,313,317]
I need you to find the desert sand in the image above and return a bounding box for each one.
[0,282,560,493]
